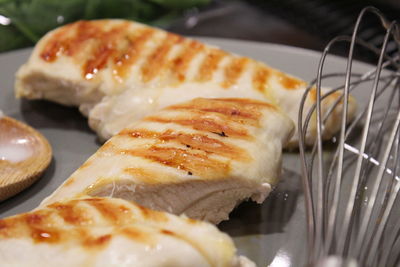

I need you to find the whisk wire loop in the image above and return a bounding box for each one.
[299,6,400,267]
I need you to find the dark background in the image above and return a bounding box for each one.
[169,0,400,63]
[1,0,399,63]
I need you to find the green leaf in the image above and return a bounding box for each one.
[83,0,161,21]
[0,0,212,53]
[0,24,32,52]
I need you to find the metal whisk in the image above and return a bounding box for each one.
[298,7,400,267]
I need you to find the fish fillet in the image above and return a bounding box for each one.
[15,19,355,147]
[0,197,254,267]
[41,98,294,224]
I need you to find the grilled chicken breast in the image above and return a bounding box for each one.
[0,197,255,267]
[41,98,294,224]
[15,19,355,147]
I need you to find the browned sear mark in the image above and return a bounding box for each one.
[113,28,155,79]
[252,65,270,93]
[136,204,168,222]
[119,129,250,162]
[40,20,160,82]
[121,227,153,245]
[221,57,249,88]
[277,72,306,90]
[141,33,184,83]
[170,40,204,82]
[48,202,89,226]
[88,198,124,224]
[145,117,250,140]
[160,229,176,236]
[196,49,226,82]
[121,146,230,179]
[0,198,168,247]
[123,167,180,184]
[30,228,60,243]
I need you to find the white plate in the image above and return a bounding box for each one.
[0,38,375,266]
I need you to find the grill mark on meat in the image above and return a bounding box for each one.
[196,48,226,82]
[40,21,156,82]
[68,21,108,57]
[167,104,261,119]
[208,97,275,107]
[186,218,198,224]
[159,229,213,266]
[113,28,155,80]
[252,65,270,93]
[24,213,46,225]
[160,229,176,236]
[30,227,61,243]
[118,128,159,139]
[0,220,10,238]
[0,198,171,247]
[135,204,168,223]
[141,33,184,83]
[277,71,306,90]
[48,202,90,225]
[166,106,261,127]
[82,233,112,248]
[119,129,251,161]
[40,23,75,62]
[0,220,7,231]
[158,130,250,160]
[170,40,205,82]
[85,198,122,223]
[309,87,317,102]
[221,57,249,88]
[25,213,62,244]
[144,116,250,140]
[40,20,133,79]
[123,167,181,184]
[82,23,129,80]
[121,146,230,179]
[120,226,154,245]
[63,177,77,187]
[40,20,99,59]
[39,20,307,96]
[77,160,93,171]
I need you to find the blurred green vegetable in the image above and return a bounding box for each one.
[0,0,210,52]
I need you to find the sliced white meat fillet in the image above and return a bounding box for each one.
[15,19,355,147]
[41,98,294,224]
[0,197,254,267]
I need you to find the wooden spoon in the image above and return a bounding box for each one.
[0,115,52,201]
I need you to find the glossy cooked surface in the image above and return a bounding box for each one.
[1,38,381,266]
[0,197,251,267]
[38,20,304,90]
[14,19,351,147]
[41,98,294,223]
